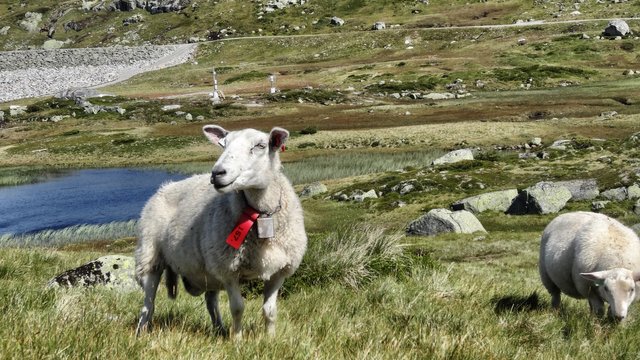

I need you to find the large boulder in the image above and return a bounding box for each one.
[300,182,328,198]
[451,189,519,214]
[47,255,138,291]
[554,179,599,201]
[407,208,486,236]
[603,19,630,37]
[506,182,572,215]
[432,149,474,166]
[627,184,640,200]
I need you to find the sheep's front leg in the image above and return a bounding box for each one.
[226,281,244,339]
[263,273,286,336]
[136,270,162,336]
[587,293,605,317]
[205,291,227,337]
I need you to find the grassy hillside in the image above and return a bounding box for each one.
[0,0,639,50]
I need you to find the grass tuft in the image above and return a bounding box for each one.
[0,221,137,248]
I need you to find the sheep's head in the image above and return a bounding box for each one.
[581,268,640,321]
[203,125,288,193]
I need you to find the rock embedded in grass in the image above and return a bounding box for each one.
[406,208,486,236]
[47,255,138,292]
[553,179,599,201]
[432,149,474,166]
[451,189,518,214]
[506,182,572,215]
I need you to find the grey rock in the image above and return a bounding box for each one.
[554,179,599,200]
[42,39,66,50]
[47,255,138,292]
[161,104,181,111]
[372,22,386,30]
[351,189,377,202]
[110,0,137,11]
[0,26,9,36]
[634,199,640,215]
[530,137,542,146]
[432,149,474,166]
[57,88,100,102]
[406,208,486,236]
[391,180,418,195]
[591,200,609,212]
[300,182,328,198]
[601,187,627,201]
[185,113,193,121]
[627,184,640,200]
[0,111,4,122]
[330,16,345,26]
[424,92,455,100]
[19,12,43,33]
[600,110,618,119]
[506,182,572,215]
[631,223,640,235]
[451,189,519,214]
[9,105,27,116]
[549,139,572,150]
[603,19,630,37]
[123,14,144,25]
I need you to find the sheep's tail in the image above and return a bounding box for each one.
[165,267,178,300]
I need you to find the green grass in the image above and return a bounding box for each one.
[0,221,137,248]
[4,224,640,358]
[283,150,445,185]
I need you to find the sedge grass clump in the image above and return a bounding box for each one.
[288,224,413,291]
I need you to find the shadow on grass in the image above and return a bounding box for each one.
[492,292,545,314]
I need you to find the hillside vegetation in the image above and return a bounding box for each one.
[3,1,640,359]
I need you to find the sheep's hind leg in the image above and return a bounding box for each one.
[226,281,244,339]
[263,273,286,336]
[136,269,162,336]
[205,291,227,337]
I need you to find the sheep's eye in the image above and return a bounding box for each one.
[250,143,267,154]
[604,286,610,293]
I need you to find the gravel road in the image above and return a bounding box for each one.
[0,43,196,103]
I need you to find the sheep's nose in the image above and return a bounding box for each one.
[211,169,226,184]
[615,315,625,322]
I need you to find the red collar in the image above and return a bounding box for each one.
[226,207,260,249]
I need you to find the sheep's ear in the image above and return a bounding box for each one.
[269,127,289,152]
[580,271,607,286]
[203,125,228,147]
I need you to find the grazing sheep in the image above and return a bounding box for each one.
[539,211,640,321]
[135,125,307,337]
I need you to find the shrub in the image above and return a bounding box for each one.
[299,126,318,135]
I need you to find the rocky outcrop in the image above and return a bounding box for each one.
[432,149,474,166]
[451,189,519,214]
[506,182,572,215]
[47,255,138,291]
[407,208,486,236]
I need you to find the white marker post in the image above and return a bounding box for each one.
[269,74,277,94]
[210,67,223,104]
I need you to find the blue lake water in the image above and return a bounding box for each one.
[0,168,188,235]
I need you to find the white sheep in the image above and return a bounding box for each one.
[539,211,640,321]
[135,125,307,337]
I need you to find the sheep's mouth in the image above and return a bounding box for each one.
[211,176,233,190]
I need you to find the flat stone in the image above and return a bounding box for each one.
[407,208,486,236]
[451,189,518,214]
